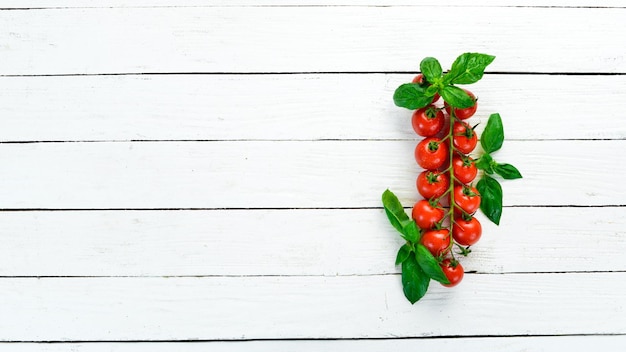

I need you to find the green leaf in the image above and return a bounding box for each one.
[420,57,443,83]
[441,85,475,108]
[382,189,418,242]
[395,244,412,265]
[475,154,494,174]
[443,53,495,85]
[415,244,450,285]
[425,84,439,97]
[401,254,430,304]
[494,163,523,180]
[382,189,409,230]
[393,83,433,110]
[401,220,420,243]
[477,175,503,225]
[481,113,504,153]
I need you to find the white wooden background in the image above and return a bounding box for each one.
[0,1,625,351]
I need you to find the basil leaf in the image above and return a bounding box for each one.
[401,220,420,243]
[393,83,433,110]
[481,113,504,153]
[420,57,443,83]
[401,254,430,304]
[443,52,495,85]
[382,189,408,231]
[441,85,475,108]
[416,244,450,285]
[395,244,412,265]
[477,175,503,225]
[494,163,523,180]
[382,189,418,242]
[425,84,439,98]
[475,154,494,174]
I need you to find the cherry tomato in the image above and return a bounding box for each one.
[453,121,478,154]
[420,229,450,257]
[445,89,477,120]
[453,185,481,215]
[417,170,449,199]
[452,155,477,184]
[415,137,448,170]
[412,105,444,137]
[452,216,482,246]
[440,259,464,287]
[412,200,445,230]
[412,74,440,103]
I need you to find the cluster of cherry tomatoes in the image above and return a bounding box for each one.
[409,74,483,287]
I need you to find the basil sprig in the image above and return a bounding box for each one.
[475,113,523,225]
[382,190,450,304]
[393,52,495,110]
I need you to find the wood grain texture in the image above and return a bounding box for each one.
[0,140,622,209]
[3,335,625,352]
[0,207,624,277]
[3,0,626,8]
[0,1,622,348]
[0,7,624,75]
[1,74,624,141]
[0,273,624,341]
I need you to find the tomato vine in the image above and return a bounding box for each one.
[383,53,523,304]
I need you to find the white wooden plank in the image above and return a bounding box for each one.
[0,273,623,340]
[1,74,624,141]
[0,140,622,208]
[0,207,624,276]
[2,0,625,8]
[0,7,624,74]
[4,335,625,352]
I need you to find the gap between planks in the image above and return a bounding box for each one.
[2,335,626,352]
[3,333,626,343]
[0,71,625,78]
[2,271,626,279]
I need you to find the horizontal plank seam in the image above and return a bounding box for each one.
[2,333,626,343]
[1,5,626,11]
[0,205,623,212]
[1,138,624,144]
[0,72,624,78]
[1,271,625,279]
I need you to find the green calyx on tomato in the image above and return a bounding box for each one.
[417,171,449,199]
[412,200,444,230]
[415,137,447,170]
[440,259,464,287]
[412,105,444,137]
[453,121,478,154]
[452,155,477,184]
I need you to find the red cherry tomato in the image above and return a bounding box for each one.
[440,259,464,287]
[415,137,448,170]
[453,185,481,215]
[412,105,445,137]
[452,216,482,246]
[453,121,478,154]
[417,171,449,199]
[412,74,440,103]
[445,89,477,120]
[420,229,450,257]
[452,155,477,184]
[412,200,445,230]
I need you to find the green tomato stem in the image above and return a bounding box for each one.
[446,109,459,260]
